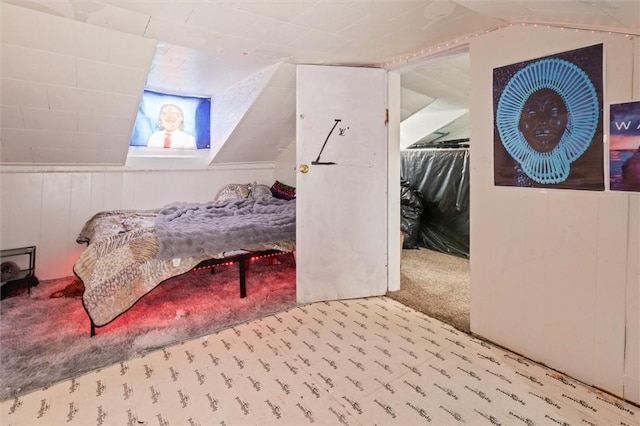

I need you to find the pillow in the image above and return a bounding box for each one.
[214,183,251,204]
[270,180,296,200]
[249,183,273,199]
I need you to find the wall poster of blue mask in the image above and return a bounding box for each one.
[130,90,211,150]
[610,101,640,192]
[493,44,604,190]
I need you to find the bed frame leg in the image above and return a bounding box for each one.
[239,257,247,298]
[90,321,96,337]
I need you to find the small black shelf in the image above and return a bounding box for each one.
[1,246,38,298]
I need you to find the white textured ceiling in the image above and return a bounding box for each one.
[0,0,638,166]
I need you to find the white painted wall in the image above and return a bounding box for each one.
[387,72,402,292]
[0,165,275,280]
[273,142,297,187]
[469,25,639,404]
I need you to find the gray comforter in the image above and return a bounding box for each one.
[155,197,296,260]
[75,197,296,326]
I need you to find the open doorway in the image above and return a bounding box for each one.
[386,46,471,332]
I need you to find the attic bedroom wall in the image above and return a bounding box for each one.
[273,142,297,186]
[0,61,286,280]
[469,25,639,404]
[1,4,297,280]
[0,166,276,280]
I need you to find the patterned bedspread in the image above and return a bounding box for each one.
[73,204,295,327]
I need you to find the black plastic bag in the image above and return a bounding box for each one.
[401,148,470,257]
[400,178,423,249]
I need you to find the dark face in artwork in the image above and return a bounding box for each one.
[519,88,568,153]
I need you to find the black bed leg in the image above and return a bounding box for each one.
[239,257,247,298]
[90,321,96,337]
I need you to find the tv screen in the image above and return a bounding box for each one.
[130,90,211,150]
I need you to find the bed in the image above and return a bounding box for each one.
[73,191,296,336]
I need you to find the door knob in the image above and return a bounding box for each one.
[299,164,309,174]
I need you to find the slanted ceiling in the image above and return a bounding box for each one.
[0,0,638,167]
[1,3,156,165]
[210,62,297,164]
[400,47,471,147]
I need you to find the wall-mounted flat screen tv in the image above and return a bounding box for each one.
[130,90,211,150]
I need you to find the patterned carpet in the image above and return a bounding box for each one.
[2,296,637,425]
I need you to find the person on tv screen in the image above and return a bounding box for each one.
[147,103,196,149]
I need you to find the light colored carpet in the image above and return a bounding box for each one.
[0,255,297,402]
[387,248,470,332]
